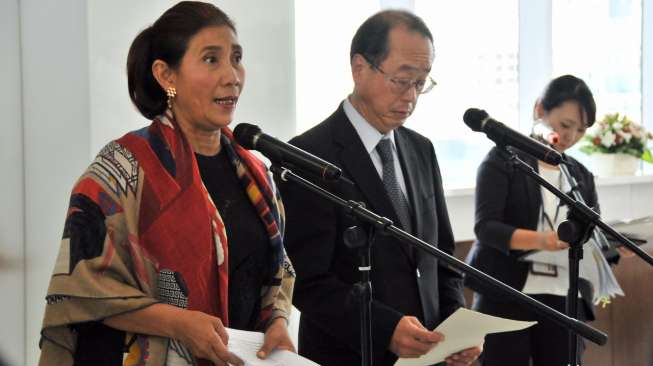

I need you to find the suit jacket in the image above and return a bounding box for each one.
[465,146,599,320]
[279,104,465,366]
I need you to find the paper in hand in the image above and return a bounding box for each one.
[226,328,319,366]
[394,308,536,366]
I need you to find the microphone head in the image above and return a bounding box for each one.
[463,108,489,132]
[233,123,262,149]
[532,120,560,146]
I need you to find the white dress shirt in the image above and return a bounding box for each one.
[343,97,409,201]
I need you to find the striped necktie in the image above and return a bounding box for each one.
[376,138,412,232]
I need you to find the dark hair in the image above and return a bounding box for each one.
[350,9,433,67]
[539,74,597,127]
[127,1,236,119]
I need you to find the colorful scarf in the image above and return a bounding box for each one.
[39,110,294,366]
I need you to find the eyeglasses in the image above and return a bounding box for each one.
[363,56,437,95]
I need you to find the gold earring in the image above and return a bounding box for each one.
[166,86,177,109]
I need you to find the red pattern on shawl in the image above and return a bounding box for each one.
[116,118,229,324]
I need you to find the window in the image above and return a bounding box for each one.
[294,0,647,187]
[552,0,642,164]
[295,0,380,132]
[412,0,519,188]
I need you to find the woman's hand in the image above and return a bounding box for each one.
[103,304,243,365]
[539,230,569,251]
[617,246,636,258]
[257,317,296,359]
[172,310,243,366]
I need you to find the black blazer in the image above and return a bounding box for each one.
[465,146,599,319]
[279,104,464,366]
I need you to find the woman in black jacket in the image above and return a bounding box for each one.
[466,75,602,366]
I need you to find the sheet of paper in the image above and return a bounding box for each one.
[394,308,536,366]
[226,328,319,366]
[520,239,624,303]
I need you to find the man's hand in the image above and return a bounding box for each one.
[257,317,296,359]
[389,316,444,358]
[444,344,483,366]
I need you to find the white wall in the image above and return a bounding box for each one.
[0,0,25,365]
[20,1,92,365]
[87,0,296,153]
[445,177,653,243]
[2,1,295,365]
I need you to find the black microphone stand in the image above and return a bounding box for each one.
[559,160,619,365]
[560,163,619,256]
[496,146,653,366]
[344,225,375,366]
[272,163,608,366]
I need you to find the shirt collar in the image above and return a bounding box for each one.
[343,96,396,154]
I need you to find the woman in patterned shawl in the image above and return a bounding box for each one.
[39,2,295,365]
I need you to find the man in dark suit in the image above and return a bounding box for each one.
[280,10,482,366]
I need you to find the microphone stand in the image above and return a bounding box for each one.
[496,146,653,366]
[558,161,617,365]
[272,163,608,366]
[344,225,375,366]
[559,162,591,366]
[559,160,619,256]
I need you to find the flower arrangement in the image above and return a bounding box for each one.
[580,113,653,163]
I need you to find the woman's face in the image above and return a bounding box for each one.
[171,25,245,131]
[541,100,588,153]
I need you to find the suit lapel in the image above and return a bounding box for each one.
[396,129,441,329]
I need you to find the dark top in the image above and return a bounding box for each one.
[196,150,270,330]
[465,146,599,319]
[279,104,464,366]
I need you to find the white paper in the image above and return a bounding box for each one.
[226,328,319,366]
[394,308,536,366]
[521,238,624,304]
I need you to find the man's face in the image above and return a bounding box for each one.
[351,26,434,134]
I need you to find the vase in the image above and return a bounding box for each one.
[589,153,640,176]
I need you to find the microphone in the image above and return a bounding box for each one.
[233,123,342,181]
[532,120,560,146]
[463,108,563,165]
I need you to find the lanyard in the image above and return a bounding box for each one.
[539,170,563,231]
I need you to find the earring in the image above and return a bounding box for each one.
[166,86,177,109]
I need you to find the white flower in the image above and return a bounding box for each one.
[620,131,632,143]
[614,122,623,130]
[602,131,616,147]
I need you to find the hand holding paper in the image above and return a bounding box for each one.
[390,316,445,358]
[226,328,318,366]
[394,308,536,366]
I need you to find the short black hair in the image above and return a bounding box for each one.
[350,9,433,67]
[127,1,236,119]
[540,74,597,127]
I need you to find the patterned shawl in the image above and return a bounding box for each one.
[39,111,294,366]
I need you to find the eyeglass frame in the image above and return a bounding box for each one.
[361,55,437,95]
